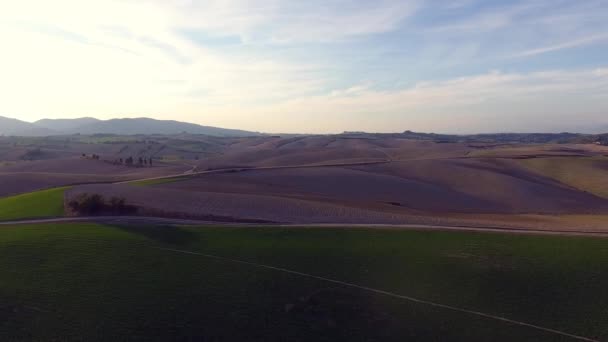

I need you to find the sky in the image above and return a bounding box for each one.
[0,0,607,134]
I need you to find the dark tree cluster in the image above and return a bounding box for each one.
[21,148,44,160]
[113,156,154,167]
[68,193,136,216]
[596,134,608,146]
[81,153,101,160]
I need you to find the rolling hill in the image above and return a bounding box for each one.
[34,117,100,132]
[0,116,55,136]
[2,116,260,137]
[64,117,260,136]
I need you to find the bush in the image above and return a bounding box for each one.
[68,193,105,215]
[68,193,136,216]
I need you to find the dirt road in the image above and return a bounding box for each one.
[113,159,392,184]
[2,216,608,237]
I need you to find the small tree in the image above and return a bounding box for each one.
[68,193,105,215]
[69,194,135,215]
[109,196,126,214]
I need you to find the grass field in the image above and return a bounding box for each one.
[130,176,187,187]
[0,187,67,221]
[518,157,608,199]
[1,223,607,341]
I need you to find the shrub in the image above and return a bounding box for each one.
[69,194,136,216]
[69,193,105,215]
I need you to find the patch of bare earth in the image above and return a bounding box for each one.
[0,158,190,197]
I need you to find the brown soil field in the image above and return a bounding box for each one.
[0,157,188,175]
[516,156,608,199]
[467,143,608,158]
[160,167,503,213]
[0,158,190,197]
[0,173,116,197]
[120,139,608,226]
[4,135,608,230]
[64,160,608,227]
[200,149,388,169]
[346,158,608,214]
[65,184,418,224]
[194,137,474,170]
[141,161,608,220]
[64,183,608,232]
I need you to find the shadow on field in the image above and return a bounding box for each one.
[114,224,197,246]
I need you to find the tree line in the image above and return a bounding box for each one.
[82,153,154,167]
[115,156,154,167]
[68,193,137,215]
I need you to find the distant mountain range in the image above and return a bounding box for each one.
[0,116,260,137]
[0,116,55,136]
[2,115,607,142]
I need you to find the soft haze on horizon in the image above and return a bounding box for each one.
[1,0,607,134]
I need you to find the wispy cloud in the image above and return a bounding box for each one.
[148,0,421,44]
[513,33,608,58]
[227,68,608,133]
[137,36,192,64]
[0,0,606,133]
[267,1,420,43]
[429,2,537,32]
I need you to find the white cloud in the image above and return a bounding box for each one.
[429,2,538,32]
[0,0,332,121]
[136,0,420,43]
[0,0,607,134]
[267,1,419,43]
[426,1,608,62]
[513,33,608,57]
[213,68,608,133]
[0,0,419,120]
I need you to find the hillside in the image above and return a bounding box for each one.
[70,118,260,136]
[3,116,260,137]
[35,117,100,131]
[0,116,55,136]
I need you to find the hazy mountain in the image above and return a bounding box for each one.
[35,117,100,132]
[0,116,56,136]
[70,118,260,136]
[0,116,260,137]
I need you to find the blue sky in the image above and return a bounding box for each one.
[0,0,607,133]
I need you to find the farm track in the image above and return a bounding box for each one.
[5,153,608,237]
[154,246,599,342]
[113,158,393,184]
[2,215,608,238]
[0,222,600,341]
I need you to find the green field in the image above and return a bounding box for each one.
[130,176,186,187]
[0,187,67,221]
[1,223,607,341]
[518,157,608,199]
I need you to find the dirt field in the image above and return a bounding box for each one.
[65,183,418,224]
[4,134,608,230]
[0,158,190,197]
[516,156,608,199]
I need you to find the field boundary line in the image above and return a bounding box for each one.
[155,246,599,342]
[3,217,608,238]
